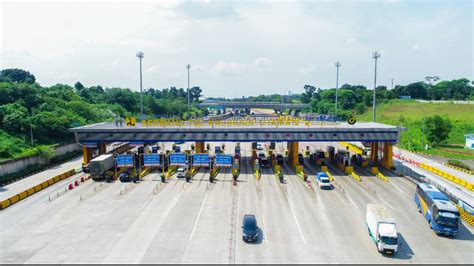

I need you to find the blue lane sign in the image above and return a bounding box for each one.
[116,155,134,168]
[174,146,181,153]
[192,153,210,166]
[170,153,187,166]
[81,142,97,148]
[144,154,160,166]
[235,146,241,155]
[215,154,233,167]
[130,141,144,147]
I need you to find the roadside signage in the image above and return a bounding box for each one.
[116,155,134,168]
[80,142,97,148]
[235,146,241,155]
[130,141,144,147]
[70,121,81,127]
[347,116,357,125]
[174,146,181,153]
[143,154,160,166]
[215,146,221,154]
[192,153,210,166]
[170,153,187,166]
[215,154,233,167]
[126,117,136,126]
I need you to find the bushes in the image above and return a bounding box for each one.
[447,159,471,170]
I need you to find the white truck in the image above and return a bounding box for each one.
[366,204,398,255]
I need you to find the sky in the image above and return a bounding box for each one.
[1,0,473,98]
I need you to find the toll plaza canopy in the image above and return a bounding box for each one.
[70,119,403,144]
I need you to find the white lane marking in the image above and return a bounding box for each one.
[286,188,306,244]
[389,180,412,198]
[344,191,359,209]
[188,189,209,243]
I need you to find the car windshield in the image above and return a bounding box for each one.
[381,236,397,245]
[434,211,459,227]
[321,179,330,183]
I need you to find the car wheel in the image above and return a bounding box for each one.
[418,204,421,213]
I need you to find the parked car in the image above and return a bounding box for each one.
[242,214,259,242]
[176,167,186,178]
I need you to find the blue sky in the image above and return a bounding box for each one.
[1,0,472,98]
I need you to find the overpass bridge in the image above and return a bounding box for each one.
[70,119,403,170]
[197,101,310,110]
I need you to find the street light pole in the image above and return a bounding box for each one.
[335,62,341,119]
[136,52,144,120]
[187,64,191,114]
[372,51,381,122]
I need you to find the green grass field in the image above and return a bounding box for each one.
[358,100,474,160]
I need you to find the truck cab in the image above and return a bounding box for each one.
[316,172,331,189]
[366,204,398,255]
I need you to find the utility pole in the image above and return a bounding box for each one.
[421,118,425,150]
[372,51,381,122]
[136,52,144,120]
[391,78,394,90]
[335,62,341,119]
[187,64,191,114]
[30,124,33,145]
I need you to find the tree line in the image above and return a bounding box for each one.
[301,78,473,119]
[0,68,204,158]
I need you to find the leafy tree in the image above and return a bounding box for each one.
[0,102,30,135]
[0,68,36,83]
[302,85,316,103]
[425,115,452,146]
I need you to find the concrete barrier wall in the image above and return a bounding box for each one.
[0,168,78,210]
[0,143,80,177]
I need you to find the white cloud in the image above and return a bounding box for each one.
[298,64,317,75]
[146,65,160,74]
[254,57,272,68]
[210,61,246,76]
[411,43,420,51]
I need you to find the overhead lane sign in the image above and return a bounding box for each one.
[215,154,233,167]
[170,153,187,166]
[144,154,160,166]
[193,153,210,166]
[116,155,134,168]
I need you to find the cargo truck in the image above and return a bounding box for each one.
[366,204,398,255]
[90,154,115,181]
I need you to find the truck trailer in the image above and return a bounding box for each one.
[366,204,398,255]
[89,154,115,181]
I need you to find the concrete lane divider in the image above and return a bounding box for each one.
[0,168,77,210]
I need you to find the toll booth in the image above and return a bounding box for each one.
[336,150,351,171]
[327,146,335,161]
[269,142,276,150]
[235,146,241,156]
